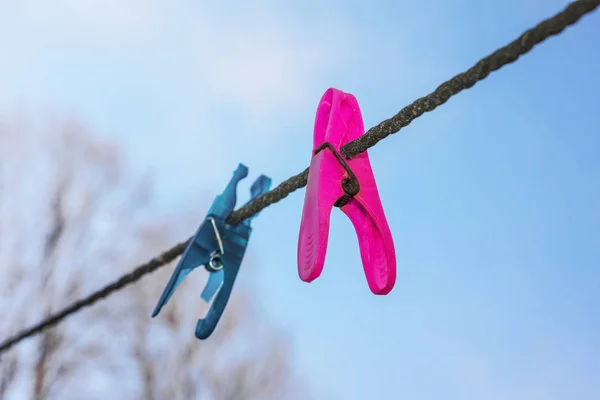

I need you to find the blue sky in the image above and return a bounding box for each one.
[1,0,599,399]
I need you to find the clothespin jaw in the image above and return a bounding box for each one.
[152,164,270,340]
[297,88,396,295]
[195,174,271,339]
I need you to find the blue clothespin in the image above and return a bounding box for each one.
[151,163,271,339]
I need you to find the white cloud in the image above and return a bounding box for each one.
[2,0,162,40]
[0,1,352,131]
[54,0,159,28]
[190,4,351,119]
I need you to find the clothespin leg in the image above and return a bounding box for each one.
[151,244,212,317]
[200,269,224,302]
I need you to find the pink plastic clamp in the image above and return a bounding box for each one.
[297,88,396,295]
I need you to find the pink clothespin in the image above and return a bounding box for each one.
[297,88,396,295]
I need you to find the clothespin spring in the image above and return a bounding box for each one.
[206,216,225,272]
[314,142,360,207]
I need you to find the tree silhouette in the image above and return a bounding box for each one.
[0,113,299,400]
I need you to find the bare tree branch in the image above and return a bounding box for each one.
[0,112,302,400]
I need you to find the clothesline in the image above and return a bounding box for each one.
[0,0,598,354]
